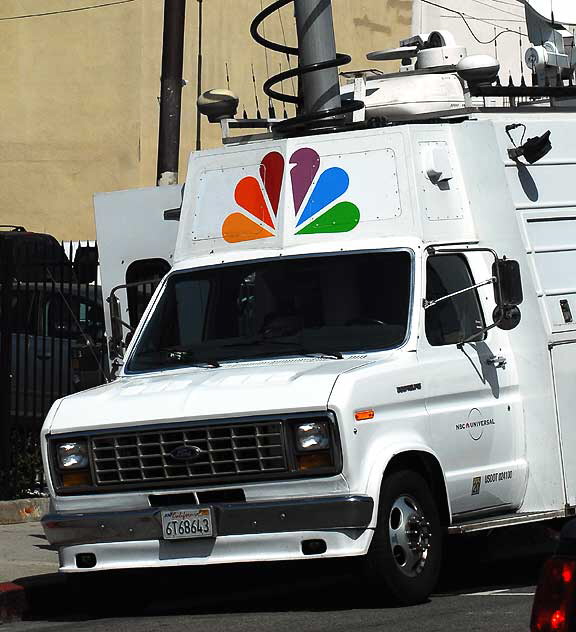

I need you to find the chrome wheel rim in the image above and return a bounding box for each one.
[388,494,432,577]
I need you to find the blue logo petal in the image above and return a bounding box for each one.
[296,167,349,227]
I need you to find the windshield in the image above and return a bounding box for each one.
[126,251,412,372]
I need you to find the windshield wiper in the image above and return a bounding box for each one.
[139,348,221,368]
[224,338,343,359]
[168,349,220,367]
[297,349,343,360]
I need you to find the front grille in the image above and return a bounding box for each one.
[90,421,287,487]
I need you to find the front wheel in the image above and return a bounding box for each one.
[364,470,443,605]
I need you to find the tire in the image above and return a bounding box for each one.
[364,469,443,606]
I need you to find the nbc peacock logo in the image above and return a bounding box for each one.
[221,148,360,243]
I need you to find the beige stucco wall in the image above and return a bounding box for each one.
[0,0,411,240]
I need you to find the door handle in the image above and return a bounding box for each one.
[486,355,507,369]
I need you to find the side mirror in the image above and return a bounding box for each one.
[108,294,124,361]
[493,259,523,307]
[492,258,523,331]
[492,305,522,330]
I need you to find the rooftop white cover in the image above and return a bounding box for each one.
[522,0,576,25]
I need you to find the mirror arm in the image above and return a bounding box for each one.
[106,276,166,366]
[425,246,523,312]
[107,276,165,334]
[109,315,135,333]
[457,318,502,349]
[423,277,496,310]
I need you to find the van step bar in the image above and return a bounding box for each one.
[447,509,568,534]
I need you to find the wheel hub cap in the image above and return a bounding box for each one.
[388,495,432,577]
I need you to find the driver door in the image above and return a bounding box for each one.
[418,252,525,518]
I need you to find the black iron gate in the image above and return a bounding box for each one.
[0,228,108,499]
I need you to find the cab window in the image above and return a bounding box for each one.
[425,254,485,346]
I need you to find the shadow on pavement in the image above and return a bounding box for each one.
[15,523,559,622]
[438,522,558,595]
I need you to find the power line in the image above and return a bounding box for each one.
[420,0,528,44]
[469,0,523,19]
[483,0,522,8]
[0,0,136,22]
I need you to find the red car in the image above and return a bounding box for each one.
[531,521,576,631]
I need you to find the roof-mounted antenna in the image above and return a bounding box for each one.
[494,26,498,60]
[279,63,288,118]
[251,63,262,119]
[519,29,526,86]
[225,62,231,90]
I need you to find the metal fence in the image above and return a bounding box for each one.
[0,230,108,499]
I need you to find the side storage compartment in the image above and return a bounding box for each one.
[551,343,576,507]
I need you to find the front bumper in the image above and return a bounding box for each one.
[43,495,374,548]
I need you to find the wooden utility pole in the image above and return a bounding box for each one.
[195,0,203,152]
[157,0,187,186]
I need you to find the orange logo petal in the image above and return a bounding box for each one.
[222,212,274,243]
[234,177,275,229]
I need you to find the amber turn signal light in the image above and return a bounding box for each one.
[62,471,92,487]
[297,453,331,471]
[355,409,375,421]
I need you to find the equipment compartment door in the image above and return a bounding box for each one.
[551,343,576,506]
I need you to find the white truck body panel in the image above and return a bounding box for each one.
[94,185,181,342]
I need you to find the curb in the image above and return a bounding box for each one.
[0,498,49,525]
[0,583,28,622]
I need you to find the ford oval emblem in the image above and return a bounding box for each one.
[170,445,203,462]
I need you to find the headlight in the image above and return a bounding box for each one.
[57,441,89,469]
[295,422,330,451]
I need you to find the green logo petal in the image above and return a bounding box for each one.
[296,201,360,235]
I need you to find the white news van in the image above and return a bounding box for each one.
[40,1,576,605]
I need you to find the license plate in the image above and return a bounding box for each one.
[161,507,214,540]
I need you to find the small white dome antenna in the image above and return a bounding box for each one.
[457,55,501,87]
[197,89,239,123]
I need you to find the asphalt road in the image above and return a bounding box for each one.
[5,592,536,632]
[5,525,556,632]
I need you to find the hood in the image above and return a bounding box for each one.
[46,356,375,434]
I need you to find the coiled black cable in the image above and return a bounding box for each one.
[250,0,364,137]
